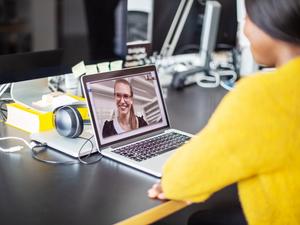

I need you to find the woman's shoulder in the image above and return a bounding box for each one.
[218,73,274,113]
[237,71,274,87]
[233,71,277,97]
[239,57,300,89]
[236,65,298,97]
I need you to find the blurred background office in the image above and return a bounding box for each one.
[0,0,239,59]
[0,0,258,89]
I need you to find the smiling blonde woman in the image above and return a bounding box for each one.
[102,79,148,138]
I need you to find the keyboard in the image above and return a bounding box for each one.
[112,132,191,162]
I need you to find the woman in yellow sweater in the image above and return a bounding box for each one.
[148,0,300,224]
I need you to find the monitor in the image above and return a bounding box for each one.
[152,0,203,54]
[152,0,237,54]
[64,0,127,64]
[0,50,65,85]
[215,0,237,50]
[0,0,128,85]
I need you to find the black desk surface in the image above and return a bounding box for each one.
[0,86,235,225]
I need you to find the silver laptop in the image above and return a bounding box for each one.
[81,65,192,177]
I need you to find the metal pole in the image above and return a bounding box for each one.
[166,0,194,56]
[160,0,188,57]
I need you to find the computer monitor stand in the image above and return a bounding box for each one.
[170,1,222,90]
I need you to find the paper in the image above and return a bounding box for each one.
[51,95,79,110]
[32,93,79,110]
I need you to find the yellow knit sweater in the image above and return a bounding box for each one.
[162,57,300,225]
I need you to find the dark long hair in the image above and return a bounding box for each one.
[114,79,137,130]
[245,0,300,44]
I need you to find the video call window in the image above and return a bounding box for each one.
[87,72,168,145]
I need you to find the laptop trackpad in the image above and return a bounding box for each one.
[140,150,176,173]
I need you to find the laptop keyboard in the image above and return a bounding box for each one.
[112,132,191,162]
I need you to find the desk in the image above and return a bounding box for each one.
[0,85,238,225]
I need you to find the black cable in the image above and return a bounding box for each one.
[31,135,102,165]
[77,136,103,165]
[31,143,78,165]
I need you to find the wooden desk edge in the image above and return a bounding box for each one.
[114,200,189,225]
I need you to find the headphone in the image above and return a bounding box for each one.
[53,104,89,138]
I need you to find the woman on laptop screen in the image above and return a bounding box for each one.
[102,79,148,138]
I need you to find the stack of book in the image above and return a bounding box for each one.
[6,103,54,133]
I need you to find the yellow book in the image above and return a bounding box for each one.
[68,95,90,120]
[6,103,54,133]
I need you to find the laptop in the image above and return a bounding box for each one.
[81,65,192,177]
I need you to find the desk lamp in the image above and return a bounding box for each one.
[159,0,222,89]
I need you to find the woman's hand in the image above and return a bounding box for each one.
[148,182,167,200]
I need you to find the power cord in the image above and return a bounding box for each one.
[196,70,220,88]
[0,137,32,153]
[196,60,238,89]
[0,135,103,165]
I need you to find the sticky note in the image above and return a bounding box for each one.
[97,62,110,73]
[85,65,98,75]
[110,60,123,71]
[72,61,86,78]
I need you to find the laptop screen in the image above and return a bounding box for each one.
[84,67,169,146]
